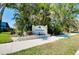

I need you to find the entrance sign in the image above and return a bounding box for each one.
[32,25,47,35]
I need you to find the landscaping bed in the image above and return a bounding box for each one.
[9,34,79,55]
[0,32,12,44]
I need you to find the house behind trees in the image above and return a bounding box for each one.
[0,22,10,32]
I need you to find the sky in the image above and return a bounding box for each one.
[2,8,15,28]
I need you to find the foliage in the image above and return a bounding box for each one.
[15,4,51,35]
[9,3,79,35]
[50,3,79,33]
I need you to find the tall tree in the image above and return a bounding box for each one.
[50,3,79,33]
[14,3,79,35]
[15,3,51,34]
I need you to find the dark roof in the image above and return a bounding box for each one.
[1,22,10,28]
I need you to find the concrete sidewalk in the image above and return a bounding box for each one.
[75,49,79,55]
[0,33,77,55]
[0,36,64,55]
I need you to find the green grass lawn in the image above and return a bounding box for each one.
[0,32,12,44]
[9,34,79,55]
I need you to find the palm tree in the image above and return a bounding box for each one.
[14,3,51,35]
[15,4,34,35]
[14,3,79,35]
[50,3,79,33]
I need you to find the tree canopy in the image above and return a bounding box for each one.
[0,3,79,35]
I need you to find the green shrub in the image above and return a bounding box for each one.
[48,21,63,35]
[53,23,63,35]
